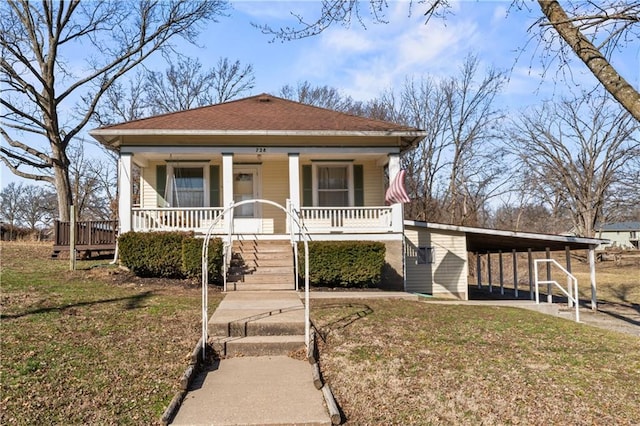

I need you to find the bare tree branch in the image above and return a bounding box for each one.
[0,0,228,220]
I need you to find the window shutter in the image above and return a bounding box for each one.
[156,165,166,207]
[209,165,220,207]
[302,165,312,206]
[354,164,364,206]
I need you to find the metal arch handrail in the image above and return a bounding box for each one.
[200,198,312,362]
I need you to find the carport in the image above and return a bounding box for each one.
[404,222,607,309]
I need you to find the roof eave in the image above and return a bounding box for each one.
[404,220,607,247]
[89,128,428,147]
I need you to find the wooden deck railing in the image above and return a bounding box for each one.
[53,220,118,248]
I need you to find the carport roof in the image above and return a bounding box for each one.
[404,221,607,253]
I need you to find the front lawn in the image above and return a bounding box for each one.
[1,241,222,425]
[312,298,640,424]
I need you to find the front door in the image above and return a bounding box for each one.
[233,166,262,233]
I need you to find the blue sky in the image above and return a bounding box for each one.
[180,0,638,108]
[2,1,638,188]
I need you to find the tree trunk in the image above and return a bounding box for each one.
[52,146,73,222]
[538,1,640,122]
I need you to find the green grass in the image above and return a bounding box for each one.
[312,298,640,425]
[1,242,223,425]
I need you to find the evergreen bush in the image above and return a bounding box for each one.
[118,231,223,282]
[298,241,386,288]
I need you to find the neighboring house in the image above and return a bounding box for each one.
[90,93,605,301]
[596,222,640,250]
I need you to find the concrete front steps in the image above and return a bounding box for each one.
[209,291,306,357]
[227,239,296,291]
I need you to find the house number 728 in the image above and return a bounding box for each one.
[256,147,266,153]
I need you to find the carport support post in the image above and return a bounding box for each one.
[476,253,482,289]
[498,250,504,295]
[528,249,533,300]
[512,249,518,298]
[487,252,492,293]
[546,247,552,303]
[565,246,573,308]
[589,245,597,311]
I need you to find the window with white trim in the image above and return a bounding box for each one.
[166,164,209,207]
[313,163,353,207]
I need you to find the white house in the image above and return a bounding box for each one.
[596,222,640,250]
[90,93,605,302]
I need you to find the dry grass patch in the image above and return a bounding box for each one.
[1,241,223,425]
[312,298,640,425]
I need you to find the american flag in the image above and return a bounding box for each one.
[385,169,410,204]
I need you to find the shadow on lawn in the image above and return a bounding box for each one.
[312,303,373,342]
[0,291,154,321]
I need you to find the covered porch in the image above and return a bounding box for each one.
[117,149,405,239]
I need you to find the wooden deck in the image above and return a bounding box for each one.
[52,220,117,259]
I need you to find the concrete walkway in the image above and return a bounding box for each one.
[171,356,330,425]
[170,291,330,426]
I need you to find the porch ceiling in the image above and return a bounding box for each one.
[130,151,390,166]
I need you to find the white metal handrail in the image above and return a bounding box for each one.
[201,199,311,362]
[286,199,300,292]
[534,259,580,322]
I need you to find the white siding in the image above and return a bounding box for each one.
[404,226,469,299]
[361,159,384,206]
[261,160,288,234]
[140,164,158,208]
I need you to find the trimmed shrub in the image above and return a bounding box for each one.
[298,241,386,288]
[182,237,223,282]
[118,231,223,282]
[119,231,188,278]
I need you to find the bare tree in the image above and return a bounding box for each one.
[95,56,255,124]
[279,81,364,113]
[506,93,639,237]
[0,181,55,233]
[93,71,149,126]
[19,184,56,231]
[0,182,23,235]
[1,0,228,220]
[257,1,640,121]
[396,57,507,226]
[536,1,640,121]
[207,57,256,105]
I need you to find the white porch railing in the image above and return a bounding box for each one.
[132,207,224,232]
[132,205,399,234]
[299,206,394,233]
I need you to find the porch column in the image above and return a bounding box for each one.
[222,153,233,234]
[118,153,133,233]
[388,153,403,232]
[589,245,597,311]
[288,153,300,234]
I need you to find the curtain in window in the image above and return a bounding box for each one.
[318,166,348,207]
[170,167,204,207]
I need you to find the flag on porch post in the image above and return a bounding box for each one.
[385,169,411,204]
